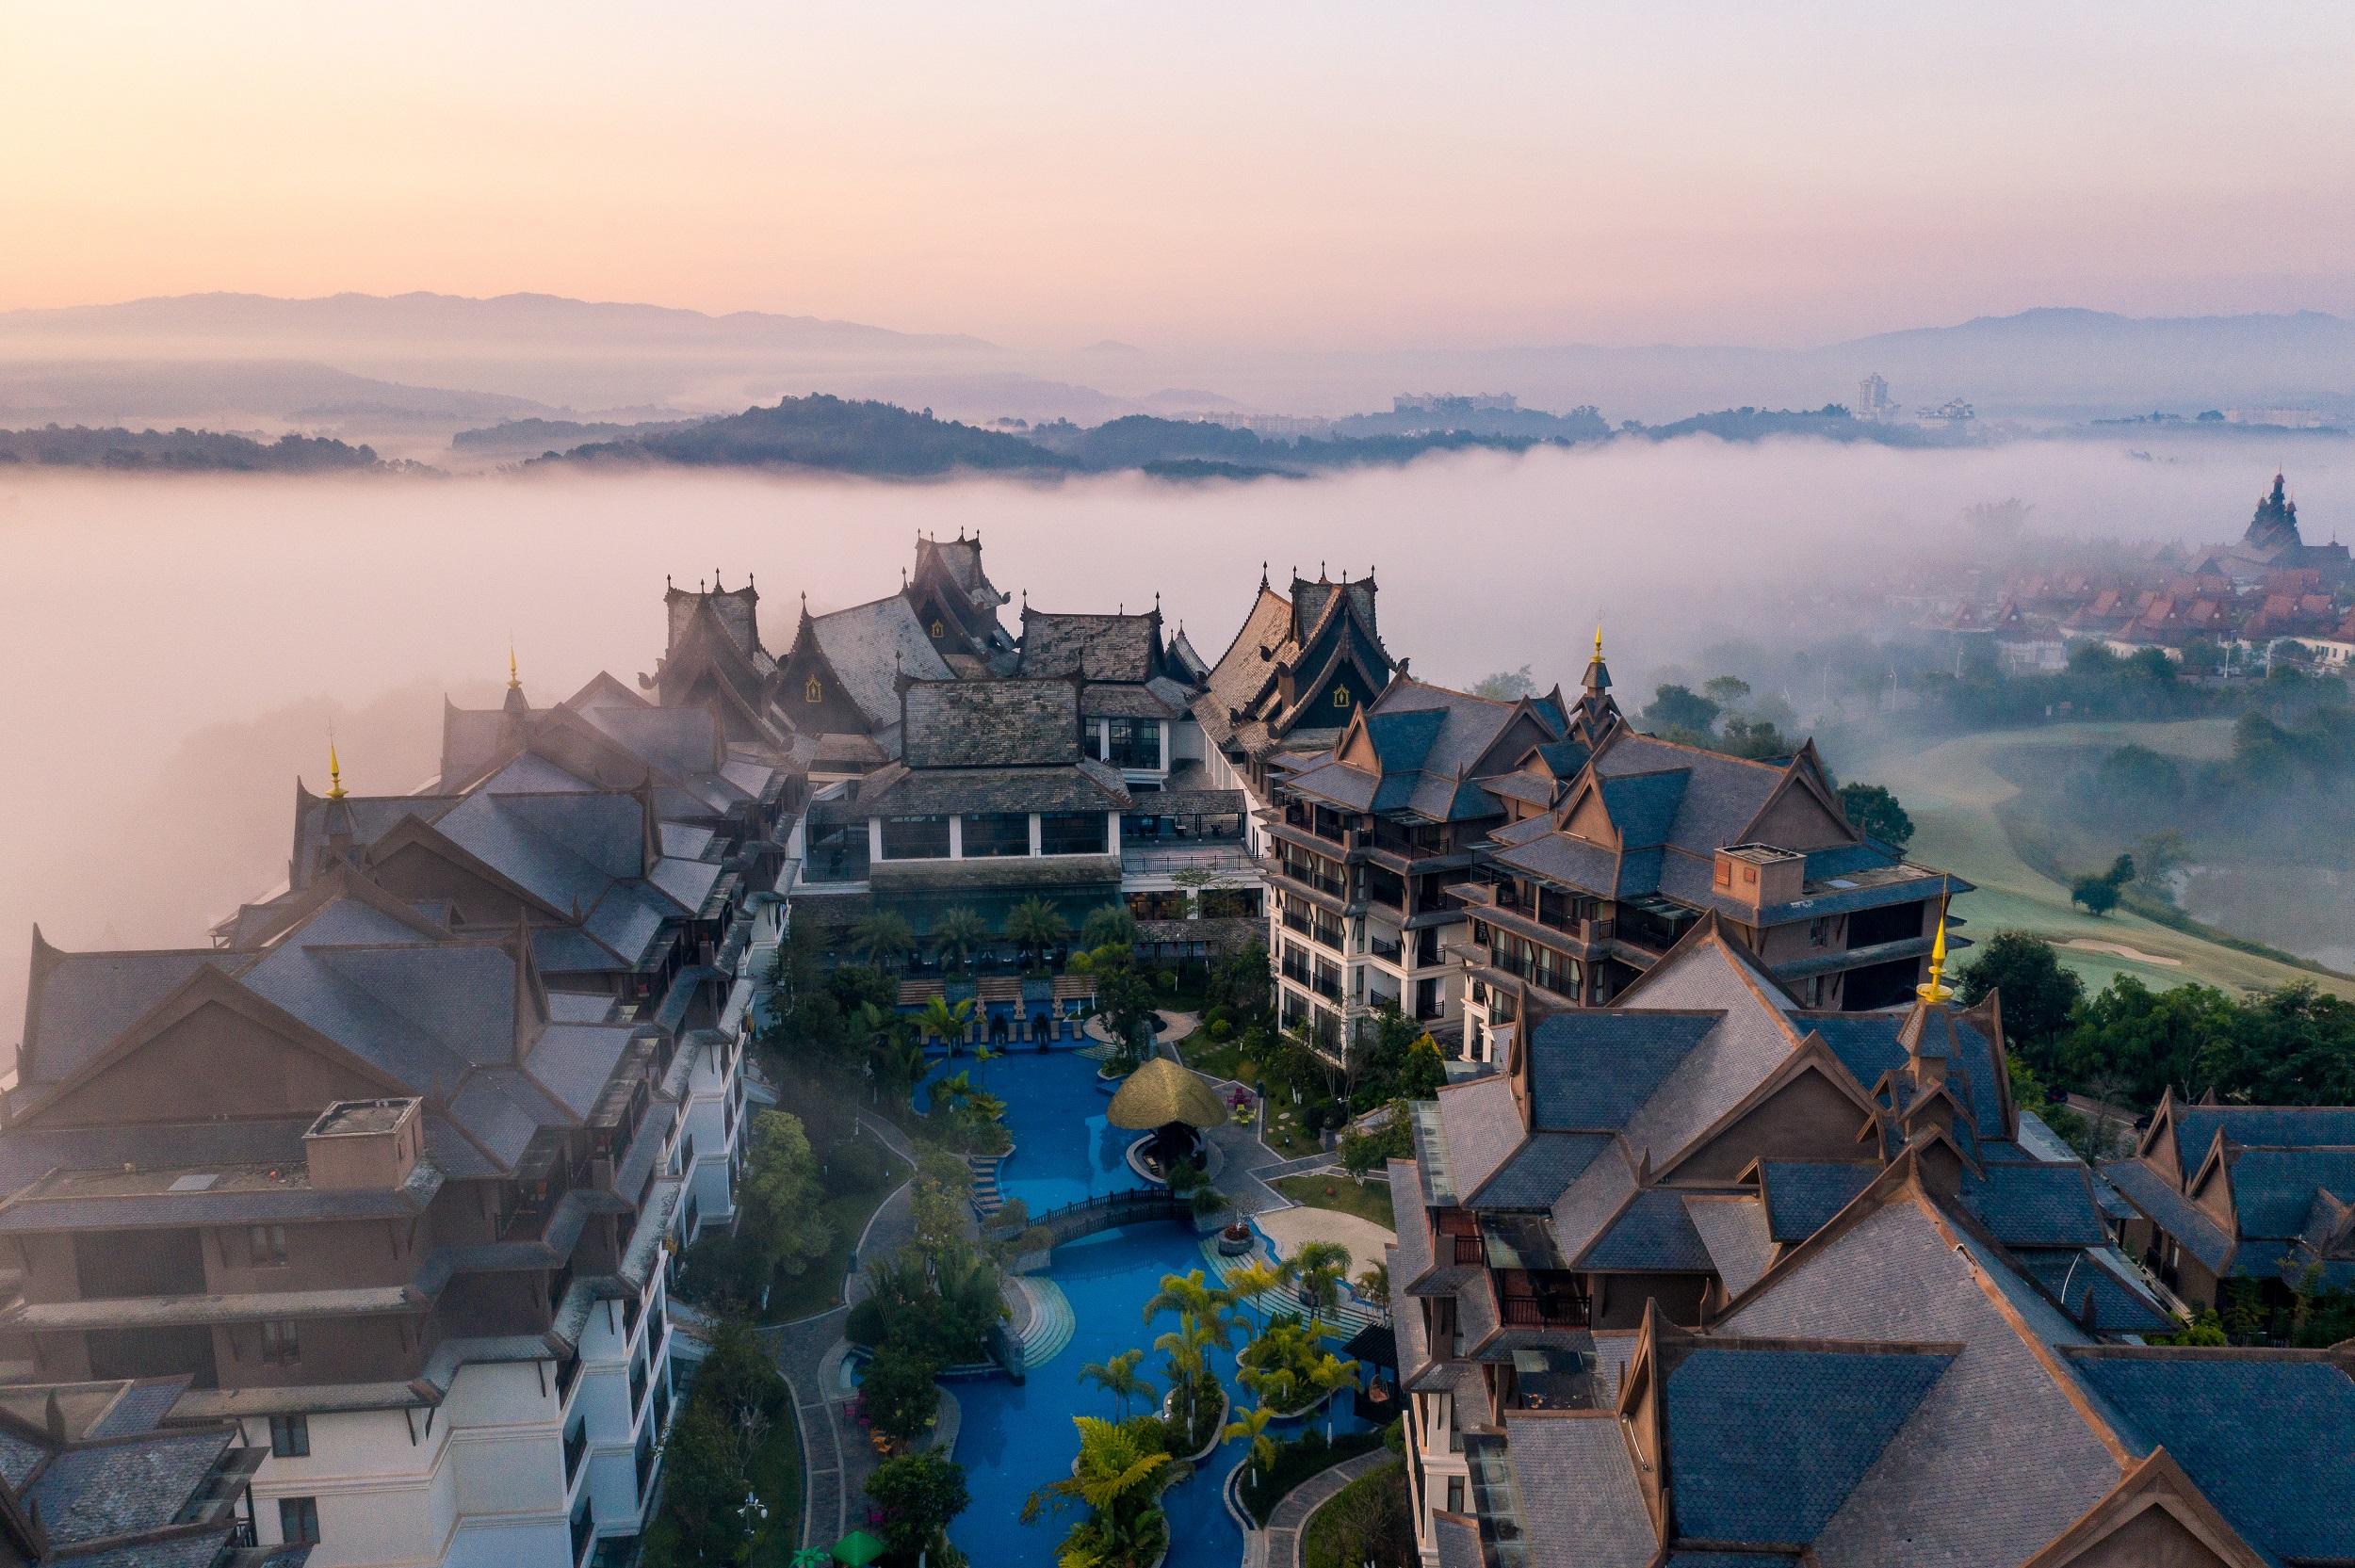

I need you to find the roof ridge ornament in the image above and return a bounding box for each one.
[1915,881,1954,1003]
[326,740,347,800]
[508,640,521,691]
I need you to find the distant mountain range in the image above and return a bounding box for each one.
[1,291,2350,429]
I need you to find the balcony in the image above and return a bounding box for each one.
[563,1421,589,1488]
[1369,933,1403,964]
[1500,1294,1590,1329]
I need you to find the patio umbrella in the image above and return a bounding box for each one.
[1105,1058,1229,1133]
[832,1531,888,1567]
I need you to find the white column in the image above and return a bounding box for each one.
[1096,718,1111,761]
[1157,719,1169,773]
[1106,810,1121,854]
[948,816,965,858]
[1028,814,1043,856]
[867,818,884,864]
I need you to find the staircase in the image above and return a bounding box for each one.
[966,1152,1007,1218]
[1005,1276,1076,1373]
[1200,1236,1383,1338]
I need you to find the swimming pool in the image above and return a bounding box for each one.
[917,1052,1370,1567]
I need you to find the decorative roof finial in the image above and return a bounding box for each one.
[1259,560,1270,590]
[508,640,521,691]
[1916,882,1953,1004]
[1595,622,1604,657]
[326,740,347,800]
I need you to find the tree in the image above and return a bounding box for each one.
[1225,1259,1283,1335]
[1075,942,1163,1072]
[1006,895,1071,968]
[1702,674,1753,710]
[864,1451,970,1565]
[1957,931,2084,1059]
[1291,1240,1354,1328]
[1641,683,1720,737]
[1020,1415,1178,1568]
[2070,875,2121,916]
[1079,1348,1155,1420]
[1354,1259,1390,1321]
[644,1402,755,1568]
[1081,903,1141,952]
[915,994,977,1050]
[1837,782,1914,850]
[860,1340,942,1444]
[931,906,991,973]
[1222,1401,1281,1479]
[738,1111,834,1285]
[1471,666,1535,700]
[851,910,917,970]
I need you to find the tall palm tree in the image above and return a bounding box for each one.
[1152,1321,1215,1436]
[1006,895,1070,970]
[914,994,976,1052]
[1077,1349,1154,1420]
[1141,1269,1237,1346]
[1221,1401,1281,1483]
[1354,1259,1390,1323]
[1080,902,1139,952]
[1306,1351,1362,1440]
[1224,1260,1284,1336]
[1291,1241,1353,1329]
[931,906,991,974]
[850,910,916,971]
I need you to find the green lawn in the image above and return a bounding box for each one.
[1842,721,2355,999]
[763,1147,913,1323]
[747,1401,805,1567]
[1273,1173,1396,1231]
[1302,1458,1410,1568]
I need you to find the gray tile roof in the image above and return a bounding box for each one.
[1526,1011,1717,1131]
[1578,1188,1713,1272]
[24,1427,236,1544]
[902,677,1081,768]
[2014,1249,2174,1334]
[2169,1106,2355,1180]
[853,758,1130,816]
[1016,609,1163,682]
[1502,1413,1655,1568]
[1437,1075,1527,1198]
[2071,1350,2355,1564]
[1760,1162,1879,1243]
[21,946,245,1088]
[1665,1345,1954,1546]
[810,595,956,729]
[2229,1146,2355,1237]
[1467,1132,1614,1210]
[1960,1160,2108,1249]
[2100,1158,2237,1274]
[1682,1195,1775,1295]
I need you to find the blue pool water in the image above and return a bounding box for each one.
[919,1046,1145,1211]
[915,1051,1370,1568]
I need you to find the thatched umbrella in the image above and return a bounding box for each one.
[1106,1058,1228,1170]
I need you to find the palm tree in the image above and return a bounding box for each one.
[1291,1240,1353,1329]
[1080,903,1139,952]
[1225,1260,1283,1335]
[1221,1401,1281,1483]
[1354,1259,1390,1323]
[1006,895,1070,970]
[931,905,991,974]
[850,910,916,971]
[914,994,976,1052]
[1238,1359,1300,1414]
[1152,1320,1216,1437]
[1141,1269,1237,1346]
[1078,1349,1154,1420]
[1306,1350,1362,1440]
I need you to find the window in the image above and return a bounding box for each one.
[930,620,946,638]
[1809,916,1833,948]
[268,1414,310,1458]
[278,1496,320,1546]
[1105,717,1161,769]
[1038,812,1107,856]
[248,1224,287,1267]
[804,676,823,703]
[877,815,951,860]
[961,811,1031,858]
[260,1320,300,1366]
[1446,1477,1466,1514]
[1333,687,1351,708]
[1713,859,1732,888]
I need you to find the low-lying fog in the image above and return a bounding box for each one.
[6,436,2353,1034]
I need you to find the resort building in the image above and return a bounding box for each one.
[2100,1092,2355,1319]
[1259,675,1571,1053]
[1193,567,1399,828]
[5,871,723,1568]
[0,1374,300,1567]
[1455,649,1956,1059]
[1387,927,2331,1568]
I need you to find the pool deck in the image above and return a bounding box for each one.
[1254,1204,1396,1273]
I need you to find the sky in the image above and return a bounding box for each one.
[5,1,2354,350]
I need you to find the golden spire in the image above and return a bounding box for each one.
[507,641,521,691]
[1594,622,1604,657]
[326,741,348,800]
[1916,883,1953,1003]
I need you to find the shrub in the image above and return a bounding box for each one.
[860,1340,942,1442]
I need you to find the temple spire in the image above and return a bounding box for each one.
[507,641,521,691]
[326,742,347,800]
[1916,886,1954,1003]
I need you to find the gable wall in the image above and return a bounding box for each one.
[2058,1505,2235,1568]
[371,845,535,926]
[1747,784,1855,852]
[28,1003,381,1126]
[1668,1067,1875,1182]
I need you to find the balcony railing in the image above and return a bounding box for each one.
[1500,1295,1590,1329]
[563,1422,589,1486]
[1369,934,1403,963]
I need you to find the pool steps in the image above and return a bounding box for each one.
[966,1150,1008,1217]
[1004,1275,1076,1372]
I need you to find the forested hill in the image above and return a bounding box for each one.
[0,425,386,472]
[549,395,1076,477]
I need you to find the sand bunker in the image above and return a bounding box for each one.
[2064,939,2184,967]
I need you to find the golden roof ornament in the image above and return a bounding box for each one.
[326,742,348,800]
[1916,887,1953,1004]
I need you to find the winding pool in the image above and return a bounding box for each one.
[916,1049,1367,1567]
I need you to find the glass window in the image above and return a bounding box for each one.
[279,1497,321,1545]
[260,1320,300,1366]
[248,1224,287,1267]
[961,812,1031,857]
[877,816,951,860]
[268,1414,310,1458]
[1105,717,1161,769]
[1038,812,1107,856]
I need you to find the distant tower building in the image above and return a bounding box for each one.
[1857,372,1894,421]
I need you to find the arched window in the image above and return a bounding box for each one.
[804,676,823,703]
[930,620,947,639]
[1332,687,1351,708]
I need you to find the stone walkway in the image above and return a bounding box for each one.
[1259,1448,1398,1568]
[763,1111,921,1553]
